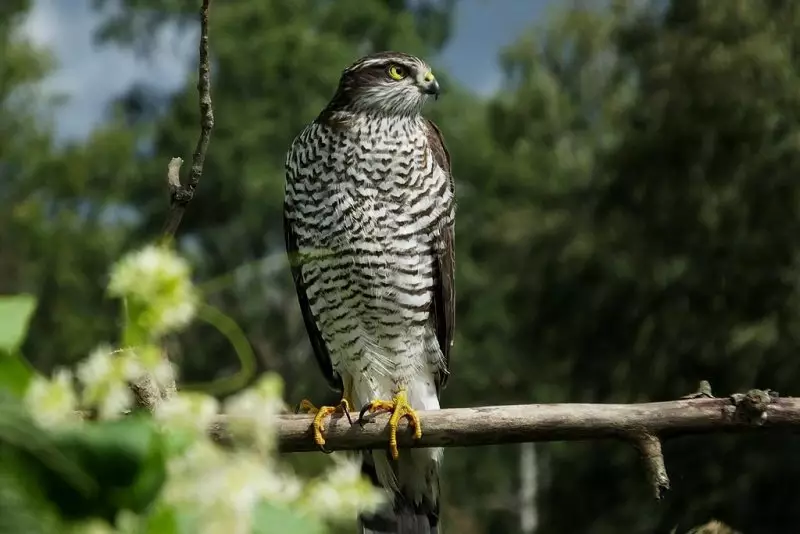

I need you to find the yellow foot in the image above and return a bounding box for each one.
[296,398,352,453]
[358,388,422,460]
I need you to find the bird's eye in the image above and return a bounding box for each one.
[388,65,407,80]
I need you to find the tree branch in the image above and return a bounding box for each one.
[270,392,793,453]
[633,432,669,499]
[208,390,798,499]
[160,0,214,239]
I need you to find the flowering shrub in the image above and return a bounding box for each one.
[0,244,384,533]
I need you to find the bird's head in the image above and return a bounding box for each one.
[328,51,440,117]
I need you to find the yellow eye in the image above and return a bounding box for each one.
[388,64,407,80]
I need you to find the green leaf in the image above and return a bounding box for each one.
[0,450,63,534]
[48,415,168,521]
[0,406,168,524]
[0,295,37,354]
[161,427,196,458]
[0,355,34,397]
[252,502,328,534]
[0,398,92,531]
[142,504,180,534]
[0,399,98,502]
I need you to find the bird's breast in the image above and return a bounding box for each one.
[288,119,448,317]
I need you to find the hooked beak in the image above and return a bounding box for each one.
[419,71,440,99]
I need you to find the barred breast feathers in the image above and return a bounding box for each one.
[285,113,453,383]
[287,112,451,512]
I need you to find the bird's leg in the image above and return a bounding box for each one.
[358,386,422,460]
[296,398,322,414]
[295,376,354,453]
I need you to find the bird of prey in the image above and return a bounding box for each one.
[283,51,455,534]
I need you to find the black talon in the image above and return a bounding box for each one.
[340,401,354,425]
[318,443,333,454]
[358,404,371,427]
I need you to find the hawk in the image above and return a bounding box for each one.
[283,51,455,534]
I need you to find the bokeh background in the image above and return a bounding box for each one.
[3,0,800,532]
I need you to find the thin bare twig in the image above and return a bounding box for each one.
[161,0,214,239]
[207,388,794,499]
[134,0,213,411]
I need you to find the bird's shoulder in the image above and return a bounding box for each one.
[314,108,354,134]
[422,117,452,177]
[284,119,338,176]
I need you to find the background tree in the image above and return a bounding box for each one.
[487,1,800,532]
[2,0,140,369]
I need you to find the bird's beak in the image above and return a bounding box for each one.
[419,71,440,99]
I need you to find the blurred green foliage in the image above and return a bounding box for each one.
[0,257,379,533]
[0,293,165,533]
[5,0,800,532]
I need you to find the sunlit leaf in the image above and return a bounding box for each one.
[0,295,37,354]
[0,356,34,397]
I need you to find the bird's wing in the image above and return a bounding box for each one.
[424,118,456,393]
[284,206,343,392]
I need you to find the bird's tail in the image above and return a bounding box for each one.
[357,451,440,534]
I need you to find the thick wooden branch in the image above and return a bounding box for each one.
[208,390,797,500]
[270,394,793,452]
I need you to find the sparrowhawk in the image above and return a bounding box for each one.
[283,51,455,534]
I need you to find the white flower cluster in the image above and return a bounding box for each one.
[41,369,386,534]
[24,345,175,425]
[23,367,79,427]
[153,377,385,533]
[23,244,386,533]
[222,374,285,454]
[300,455,388,522]
[25,244,188,425]
[107,244,198,338]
